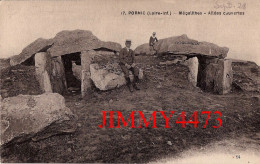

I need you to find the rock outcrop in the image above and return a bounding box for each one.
[135,34,229,58]
[0,93,77,147]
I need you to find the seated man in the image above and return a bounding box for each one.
[119,39,140,92]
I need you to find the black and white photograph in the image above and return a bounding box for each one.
[0,0,259,163]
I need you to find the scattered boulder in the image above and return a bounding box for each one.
[0,93,77,147]
[80,49,144,93]
[90,63,144,91]
[10,38,54,66]
[135,34,229,58]
[90,63,126,91]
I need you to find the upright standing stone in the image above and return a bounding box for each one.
[197,57,218,90]
[214,59,233,94]
[203,59,232,94]
[204,63,217,91]
[81,50,96,97]
[50,56,67,94]
[184,57,199,87]
[35,52,53,93]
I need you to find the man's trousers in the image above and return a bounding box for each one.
[120,64,139,78]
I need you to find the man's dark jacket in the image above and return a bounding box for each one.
[119,47,135,65]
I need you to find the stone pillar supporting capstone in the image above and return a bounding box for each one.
[184,57,199,87]
[214,59,233,94]
[35,52,53,93]
[81,50,97,97]
[204,59,233,94]
[50,56,67,94]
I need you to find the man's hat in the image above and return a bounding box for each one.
[153,32,156,35]
[125,39,131,43]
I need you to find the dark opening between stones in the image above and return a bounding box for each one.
[94,47,116,53]
[197,56,207,89]
[61,52,81,91]
[21,54,35,66]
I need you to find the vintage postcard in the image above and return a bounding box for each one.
[0,0,259,163]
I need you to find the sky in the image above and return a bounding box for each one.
[0,0,259,64]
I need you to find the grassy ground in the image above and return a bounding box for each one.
[0,65,43,98]
[1,56,259,163]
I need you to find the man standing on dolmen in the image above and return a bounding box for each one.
[149,32,158,55]
[119,39,140,92]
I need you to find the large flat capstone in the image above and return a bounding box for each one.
[135,34,229,58]
[10,38,54,66]
[48,30,122,57]
[6,30,122,68]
